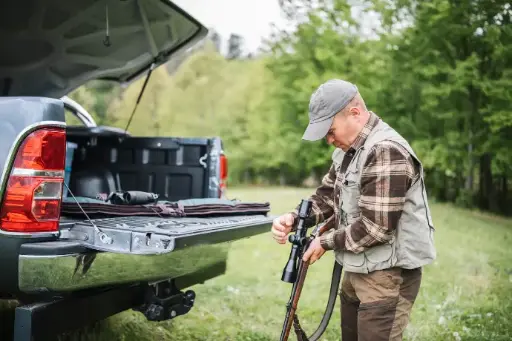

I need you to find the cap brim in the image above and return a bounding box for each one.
[302,117,334,141]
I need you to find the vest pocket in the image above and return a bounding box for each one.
[341,172,360,221]
[342,243,395,272]
[343,251,365,267]
[365,243,393,264]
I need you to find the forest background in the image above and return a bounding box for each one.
[69,0,512,216]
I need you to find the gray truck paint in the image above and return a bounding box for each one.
[0,97,65,198]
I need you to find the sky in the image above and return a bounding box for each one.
[173,0,288,54]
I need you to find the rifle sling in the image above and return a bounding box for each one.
[293,260,343,341]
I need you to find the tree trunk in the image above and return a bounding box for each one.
[279,174,286,186]
[479,153,498,212]
[243,170,251,184]
[500,175,508,215]
[466,80,478,192]
[440,172,448,202]
[465,139,474,191]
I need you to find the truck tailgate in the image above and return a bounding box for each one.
[18,214,273,294]
[59,214,274,254]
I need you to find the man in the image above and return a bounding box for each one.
[271,79,436,341]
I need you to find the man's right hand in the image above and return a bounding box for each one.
[271,213,296,244]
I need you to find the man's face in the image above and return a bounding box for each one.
[325,108,361,151]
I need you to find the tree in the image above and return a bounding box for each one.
[227,34,244,59]
[376,0,512,212]
[208,28,222,52]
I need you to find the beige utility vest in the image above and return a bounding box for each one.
[331,120,436,274]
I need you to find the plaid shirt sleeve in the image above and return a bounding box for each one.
[319,141,419,253]
[292,163,337,230]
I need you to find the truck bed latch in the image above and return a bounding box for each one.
[135,280,196,322]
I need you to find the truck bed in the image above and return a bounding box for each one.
[66,128,225,201]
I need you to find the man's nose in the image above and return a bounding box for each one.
[326,135,334,145]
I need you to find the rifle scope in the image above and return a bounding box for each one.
[281,199,312,283]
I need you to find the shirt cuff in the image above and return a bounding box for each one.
[320,229,346,251]
[319,230,336,250]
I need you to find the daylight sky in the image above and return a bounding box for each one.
[173,0,288,53]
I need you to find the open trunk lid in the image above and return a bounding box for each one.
[0,0,207,98]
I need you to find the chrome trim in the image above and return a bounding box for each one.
[33,197,62,201]
[19,242,230,293]
[61,96,97,128]
[11,168,65,178]
[0,121,65,237]
[0,230,60,239]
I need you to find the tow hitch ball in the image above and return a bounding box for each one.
[135,280,196,322]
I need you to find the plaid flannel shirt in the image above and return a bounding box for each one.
[296,112,419,254]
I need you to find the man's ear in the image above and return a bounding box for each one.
[347,106,360,117]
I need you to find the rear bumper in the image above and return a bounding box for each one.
[18,241,229,294]
[18,217,273,294]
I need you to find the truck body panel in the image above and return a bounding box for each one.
[0,98,65,199]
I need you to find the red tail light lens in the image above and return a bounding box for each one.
[0,127,65,233]
[220,154,228,180]
[1,177,62,232]
[219,153,228,198]
[14,129,66,170]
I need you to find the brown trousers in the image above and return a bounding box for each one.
[340,267,422,341]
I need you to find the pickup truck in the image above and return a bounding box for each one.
[0,1,273,340]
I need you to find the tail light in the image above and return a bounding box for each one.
[0,127,66,233]
[219,153,228,197]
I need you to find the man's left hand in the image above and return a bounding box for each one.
[302,238,326,265]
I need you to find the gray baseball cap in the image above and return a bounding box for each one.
[302,79,358,141]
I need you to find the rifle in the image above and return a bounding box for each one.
[279,199,343,341]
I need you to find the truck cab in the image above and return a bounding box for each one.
[0,1,273,339]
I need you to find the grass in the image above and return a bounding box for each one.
[2,186,512,340]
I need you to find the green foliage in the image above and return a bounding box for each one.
[264,0,512,213]
[67,0,512,214]
[376,0,512,213]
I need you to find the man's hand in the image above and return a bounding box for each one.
[271,213,295,244]
[302,237,326,265]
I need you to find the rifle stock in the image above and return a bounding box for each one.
[279,200,342,341]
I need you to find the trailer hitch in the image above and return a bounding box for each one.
[135,280,196,322]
